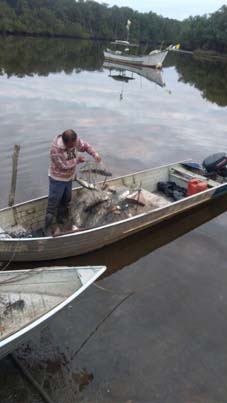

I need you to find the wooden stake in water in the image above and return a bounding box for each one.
[8,144,20,207]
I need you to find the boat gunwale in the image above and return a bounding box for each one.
[0,159,224,243]
[0,266,106,349]
[0,159,190,212]
[104,49,168,59]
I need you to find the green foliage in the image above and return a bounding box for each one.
[167,52,227,107]
[181,6,227,52]
[0,36,104,77]
[0,0,226,52]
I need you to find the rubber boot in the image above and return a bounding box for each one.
[57,206,69,225]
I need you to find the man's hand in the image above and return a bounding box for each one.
[77,155,86,164]
[94,153,101,163]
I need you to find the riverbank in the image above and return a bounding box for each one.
[171,48,227,62]
[194,49,227,62]
[0,30,110,42]
[1,33,227,64]
[0,31,162,48]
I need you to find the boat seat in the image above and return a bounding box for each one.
[169,166,219,189]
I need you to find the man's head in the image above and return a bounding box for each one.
[62,129,77,148]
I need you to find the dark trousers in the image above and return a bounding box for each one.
[45,177,72,228]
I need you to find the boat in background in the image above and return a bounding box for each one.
[104,48,168,69]
[103,60,165,87]
[104,20,169,69]
[0,266,106,359]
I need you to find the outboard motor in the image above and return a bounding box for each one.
[203,153,227,177]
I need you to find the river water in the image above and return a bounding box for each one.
[1,37,227,403]
[0,37,227,208]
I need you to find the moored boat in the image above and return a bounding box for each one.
[0,266,106,359]
[104,20,169,69]
[0,158,227,262]
[104,48,168,69]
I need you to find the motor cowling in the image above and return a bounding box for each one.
[202,153,227,174]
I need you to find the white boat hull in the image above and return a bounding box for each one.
[104,50,168,68]
[0,266,106,359]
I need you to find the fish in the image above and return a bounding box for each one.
[117,189,130,201]
[80,168,112,177]
[84,195,110,212]
[74,177,97,190]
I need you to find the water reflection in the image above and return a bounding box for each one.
[167,52,227,107]
[0,36,104,78]
[1,37,227,108]
[103,60,165,101]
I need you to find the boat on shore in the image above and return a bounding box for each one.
[1,158,227,262]
[0,266,106,359]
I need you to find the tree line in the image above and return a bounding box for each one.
[0,0,226,52]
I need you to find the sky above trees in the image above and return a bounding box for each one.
[97,0,225,19]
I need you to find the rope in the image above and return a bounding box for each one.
[93,282,132,296]
[71,291,134,361]
[0,242,18,271]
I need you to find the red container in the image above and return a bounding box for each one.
[187,179,208,196]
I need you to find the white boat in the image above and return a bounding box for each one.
[103,60,165,87]
[104,48,168,69]
[0,266,106,359]
[1,160,227,262]
[105,20,168,68]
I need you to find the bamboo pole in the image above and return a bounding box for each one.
[10,353,54,403]
[8,144,20,207]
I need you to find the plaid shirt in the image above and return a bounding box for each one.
[49,135,97,181]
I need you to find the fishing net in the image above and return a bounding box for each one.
[5,162,171,238]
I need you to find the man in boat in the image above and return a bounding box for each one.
[45,129,101,235]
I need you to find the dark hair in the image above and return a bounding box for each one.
[62,129,77,145]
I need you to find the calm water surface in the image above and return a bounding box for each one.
[0,36,227,208]
[1,37,227,403]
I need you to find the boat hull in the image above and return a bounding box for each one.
[0,266,106,358]
[104,50,168,68]
[0,161,227,262]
